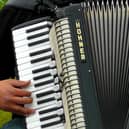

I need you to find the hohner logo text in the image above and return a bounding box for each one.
[75,20,86,62]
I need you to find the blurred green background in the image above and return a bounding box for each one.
[0,1,12,128]
[0,110,12,128]
[0,0,7,9]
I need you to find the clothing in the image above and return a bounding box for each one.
[1,117,26,129]
[6,0,36,10]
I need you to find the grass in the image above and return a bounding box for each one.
[0,0,7,9]
[0,110,12,128]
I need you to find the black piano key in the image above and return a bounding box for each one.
[30,48,51,57]
[33,73,51,81]
[39,107,62,115]
[26,25,51,33]
[37,97,55,105]
[27,31,49,40]
[31,55,51,64]
[34,79,54,87]
[32,66,50,74]
[41,119,63,128]
[36,90,54,98]
[40,114,58,122]
[28,38,49,47]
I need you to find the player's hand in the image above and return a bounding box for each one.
[0,79,35,116]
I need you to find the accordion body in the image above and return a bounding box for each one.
[12,1,129,129]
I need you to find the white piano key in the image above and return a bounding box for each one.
[35,92,61,103]
[29,93,58,106]
[26,100,63,122]
[14,35,49,48]
[29,87,60,100]
[15,40,50,56]
[18,64,49,76]
[13,27,50,42]
[27,116,61,129]
[21,74,55,85]
[15,43,51,59]
[19,71,51,82]
[30,96,62,111]
[15,44,51,60]
[19,68,57,78]
[18,61,56,75]
[19,68,57,80]
[17,51,53,65]
[29,123,64,129]
[26,102,63,128]
[13,21,52,36]
[27,120,41,129]
[15,42,51,54]
[27,108,64,123]
[26,98,61,110]
[17,59,53,71]
[23,82,56,93]
[32,76,55,86]
[39,116,62,126]
[28,123,65,129]
[25,84,60,109]
[31,127,42,129]
[22,75,54,86]
[43,124,65,129]
[16,51,52,63]
[33,84,60,96]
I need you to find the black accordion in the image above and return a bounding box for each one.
[11,1,129,129]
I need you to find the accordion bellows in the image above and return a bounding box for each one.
[87,0,129,106]
[86,0,129,128]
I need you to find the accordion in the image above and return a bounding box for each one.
[11,1,129,129]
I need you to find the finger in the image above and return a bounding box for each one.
[8,79,31,88]
[13,88,31,97]
[7,104,35,116]
[11,97,33,104]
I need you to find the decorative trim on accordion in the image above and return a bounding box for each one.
[54,18,86,129]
